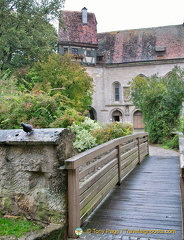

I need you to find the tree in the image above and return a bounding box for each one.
[130,66,184,143]
[19,53,94,112]
[0,0,65,70]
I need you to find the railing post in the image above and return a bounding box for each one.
[137,137,141,165]
[67,168,80,238]
[180,152,184,240]
[117,144,121,185]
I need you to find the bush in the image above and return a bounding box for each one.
[162,134,179,150]
[70,119,133,152]
[69,117,101,152]
[92,122,133,145]
[130,66,184,143]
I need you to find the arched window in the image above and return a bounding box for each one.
[114,82,120,101]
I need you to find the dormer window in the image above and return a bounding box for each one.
[155,47,166,57]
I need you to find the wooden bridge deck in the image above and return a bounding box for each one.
[81,148,182,240]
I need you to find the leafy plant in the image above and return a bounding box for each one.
[162,134,179,150]
[92,122,133,145]
[130,66,184,143]
[69,117,101,152]
[70,119,133,152]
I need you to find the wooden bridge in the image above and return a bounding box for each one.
[65,133,183,240]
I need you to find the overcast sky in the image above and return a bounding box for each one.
[63,0,184,33]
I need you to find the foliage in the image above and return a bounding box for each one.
[19,53,94,111]
[0,217,42,237]
[69,117,101,152]
[130,66,184,143]
[162,134,179,150]
[50,108,85,128]
[180,115,184,135]
[0,53,94,129]
[92,122,133,145]
[70,119,133,152]
[0,0,65,70]
[0,90,60,129]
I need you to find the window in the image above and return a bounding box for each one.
[155,47,166,57]
[87,50,91,57]
[97,56,103,61]
[64,48,68,53]
[114,83,120,101]
[72,48,78,55]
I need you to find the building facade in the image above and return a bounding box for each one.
[58,8,184,129]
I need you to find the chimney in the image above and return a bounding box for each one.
[82,7,87,25]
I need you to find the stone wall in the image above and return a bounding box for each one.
[0,128,75,226]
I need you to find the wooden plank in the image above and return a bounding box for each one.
[65,133,148,169]
[80,164,118,209]
[119,140,137,153]
[80,174,118,222]
[67,168,80,238]
[82,154,182,240]
[79,157,118,195]
[120,151,138,170]
[79,148,117,180]
[120,146,138,161]
[117,145,121,184]
[121,156,139,179]
[79,163,118,203]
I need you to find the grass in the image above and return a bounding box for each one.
[0,217,42,238]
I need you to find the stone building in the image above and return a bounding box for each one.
[58,8,184,129]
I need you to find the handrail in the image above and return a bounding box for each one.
[179,133,184,240]
[65,132,149,238]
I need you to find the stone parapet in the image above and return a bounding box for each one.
[0,128,75,229]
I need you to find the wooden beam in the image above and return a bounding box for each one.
[67,168,80,238]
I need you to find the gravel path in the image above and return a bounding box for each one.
[149,144,179,157]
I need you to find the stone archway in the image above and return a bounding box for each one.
[112,110,123,122]
[133,110,144,129]
[89,107,97,120]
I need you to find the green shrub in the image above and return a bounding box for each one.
[162,134,179,150]
[92,122,133,145]
[130,66,184,143]
[69,117,101,152]
[70,120,133,152]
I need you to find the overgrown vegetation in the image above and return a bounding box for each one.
[70,118,133,152]
[130,66,184,145]
[0,54,93,129]
[0,216,42,238]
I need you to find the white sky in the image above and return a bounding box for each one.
[63,0,184,33]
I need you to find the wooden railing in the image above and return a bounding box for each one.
[179,133,184,240]
[65,132,149,238]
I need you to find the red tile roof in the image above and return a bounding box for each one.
[97,25,184,63]
[58,10,98,47]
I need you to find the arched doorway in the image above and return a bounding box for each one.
[89,107,97,120]
[112,110,123,122]
[133,110,144,129]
